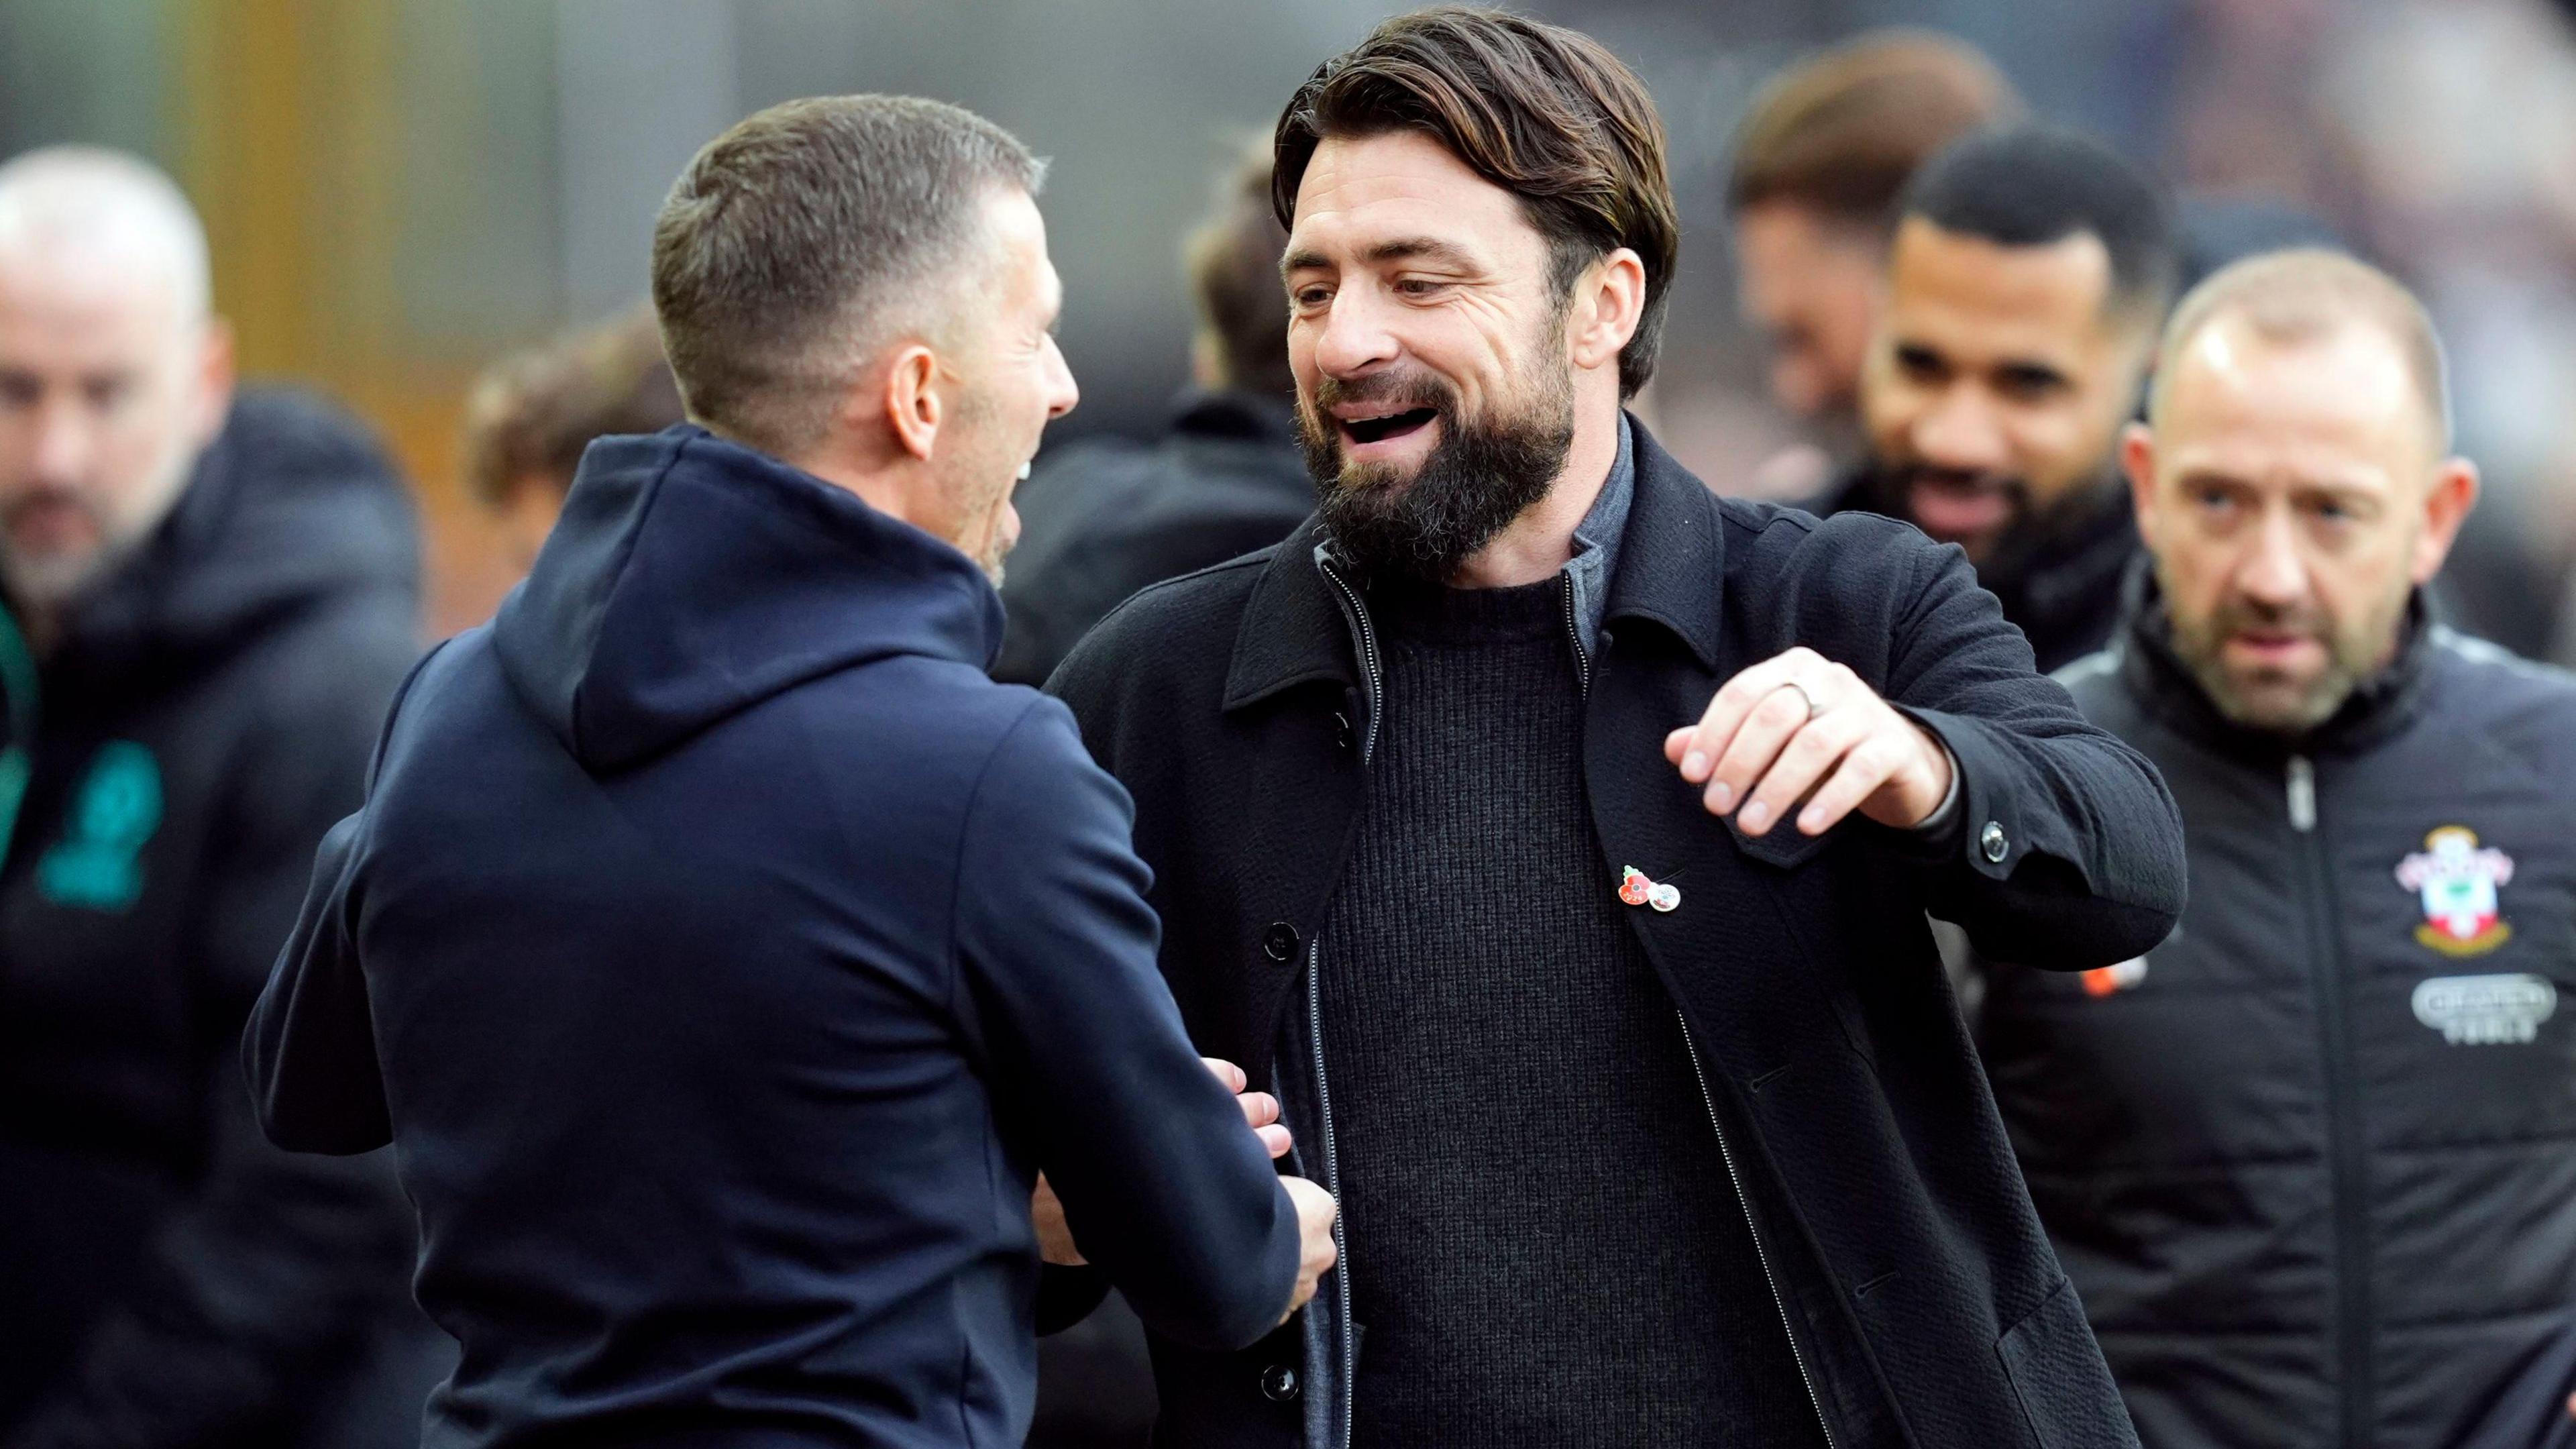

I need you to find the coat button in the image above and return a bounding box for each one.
[1259,1363,1299,1402]
[1263,922,1299,963]
[1980,820,2008,863]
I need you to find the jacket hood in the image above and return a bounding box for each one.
[56,388,421,675]
[493,425,1003,773]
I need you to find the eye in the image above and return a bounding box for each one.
[1893,345,1945,383]
[1992,366,2065,403]
[1393,277,1443,298]
[1291,284,1332,311]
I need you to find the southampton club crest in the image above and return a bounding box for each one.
[2394,826,2514,958]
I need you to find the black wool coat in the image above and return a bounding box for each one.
[1048,419,2188,1449]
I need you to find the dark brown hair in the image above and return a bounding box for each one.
[1272,6,1678,398]
[462,307,684,507]
[1727,30,2020,228]
[1185,140,1295,398]
[651,95,1042,455]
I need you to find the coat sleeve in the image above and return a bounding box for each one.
[1878,537,2186,969]
[953,697,1302,1353]
[7,641,423,1448]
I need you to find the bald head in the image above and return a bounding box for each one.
[0,147,232,625]
[2151,249,2448,454]
[0,146,211,324]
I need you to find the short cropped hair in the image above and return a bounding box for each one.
[1727,30,2021,229]
[462,307,684,507]
[2151,248,2451,449]
[0,145,211,321]
[650,95,1043,456]
[1272,5,1678,398]
[1185,142,1294,398]
[1898,124,2178,322]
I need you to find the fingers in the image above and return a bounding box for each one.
[1705,682,1825,820]
[1213,1057,1290,1157]
[1278,1176,1340,1320]
[1202,1057,1246,1093]
[1736,706,1875,836]
[1792,732,1907,837]
[1674,647,1819,786]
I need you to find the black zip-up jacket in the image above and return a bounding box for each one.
[0,390,439,1447]
[1980,584,2576,1449]
[1048,420,2187,1449]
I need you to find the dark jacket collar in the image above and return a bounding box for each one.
[2116,560,2436,761]
[1220,414,1719,710]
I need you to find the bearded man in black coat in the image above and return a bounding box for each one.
[1045,11,2186,1448]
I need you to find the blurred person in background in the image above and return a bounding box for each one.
[1052,11,2183,1446]
[1723,29,2021,496]
[0,147,441,1447]
[995,141,1309,688]
[244,95,1335,1446]
[1980,250,2576,1449]
[460,305,682,576]
[1821,125,2178,671]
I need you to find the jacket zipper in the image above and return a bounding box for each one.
[2288,754,2371,1448]
[1305,939,1352,1449]
[1676,1011,1837,1449]
[1560,574,1592,696]
[1318,558,1383,765]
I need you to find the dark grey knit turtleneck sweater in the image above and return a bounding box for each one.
[1317,574,1827,1447]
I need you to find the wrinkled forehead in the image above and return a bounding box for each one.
[1284,130,1546,276]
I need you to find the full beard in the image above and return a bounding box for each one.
[1298,364,1574,584]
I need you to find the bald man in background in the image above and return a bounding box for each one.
[0,147,441,1446]
[1978,251,2576,1449]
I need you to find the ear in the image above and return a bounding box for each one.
[1566,247,1646,376]
[2411,455,2481,586]
[881,343,944,464]
[2119,420,2160,545]
[190,317,237,449]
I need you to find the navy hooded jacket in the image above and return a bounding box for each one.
[242,426,1303,1447]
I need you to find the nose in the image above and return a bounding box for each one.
[2235,502,2311,608]
[1041,335,1078,421]
[29,392,94,486]
[1911,386,2010,474]
[1311,284,1401,380]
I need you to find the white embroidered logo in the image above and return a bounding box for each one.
[2410,973,2557,1044]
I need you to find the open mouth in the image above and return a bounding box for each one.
[1341,407,1439,446]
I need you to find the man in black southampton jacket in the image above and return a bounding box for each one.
[1046,12,2186,1448]
[1981,252,2576,1449]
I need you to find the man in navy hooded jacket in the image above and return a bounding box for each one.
[242,95,1337,1446]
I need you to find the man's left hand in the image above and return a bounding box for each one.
[1664,646,1952,837]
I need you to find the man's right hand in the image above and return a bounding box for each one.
[1279,1175,1338,1324]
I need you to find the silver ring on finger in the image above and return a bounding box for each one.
[1778,678,1825,720]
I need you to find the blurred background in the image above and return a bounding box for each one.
[8,0,2576,647]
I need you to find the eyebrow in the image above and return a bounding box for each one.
[1281,235,1481,278]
